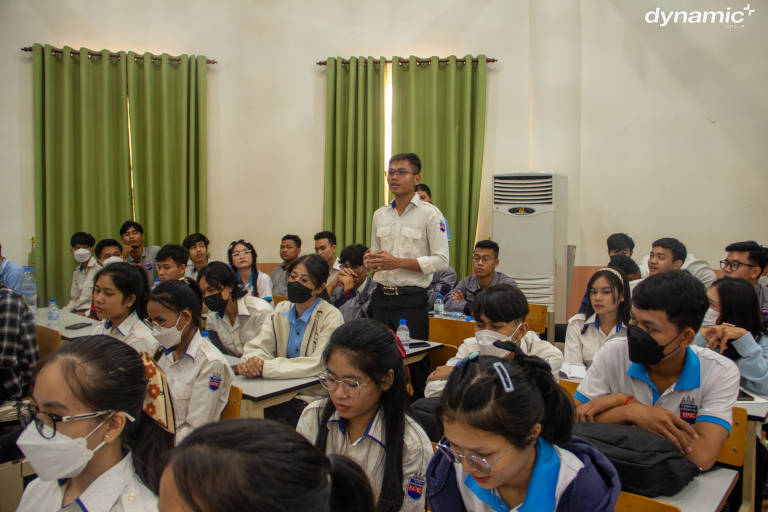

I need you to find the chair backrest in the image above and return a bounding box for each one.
[526,304,548,335]
[273,296,288,305]
[558,379,579,398]
[615,491,681,512]
[428,345,459,371]
[35,325,61,359]
[220,385,243,419]
[716,406,747,467]
[428,317,475,347]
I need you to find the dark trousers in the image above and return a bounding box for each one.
[264,398,308,428]
[371,286,430,398]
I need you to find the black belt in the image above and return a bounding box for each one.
[376,284,425,296]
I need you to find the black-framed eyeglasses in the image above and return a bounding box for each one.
[386,169,412,178]
[720,259,758,272]
[16,402,112,439]
[318,371,372,397]
[436,438,515,474]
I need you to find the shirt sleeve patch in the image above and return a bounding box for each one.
[209,372,222,390]
[407,477,425,500]
[439,219,446,232]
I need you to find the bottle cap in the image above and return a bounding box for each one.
[399,319,407,325]
[201,330,209,337]
[49,298,55,303]
[436,293,443,299]
[24,266,31,272]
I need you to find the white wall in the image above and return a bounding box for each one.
[0,0,765,271]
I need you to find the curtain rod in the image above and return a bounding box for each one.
[316,57,497,66]
[20,46,218,65]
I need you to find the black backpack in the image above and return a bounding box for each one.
[573,422,701,497]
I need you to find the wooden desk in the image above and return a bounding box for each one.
[403,341,443,364]
[35,308,98,340]
[661,467,739,512]
[736,393,768,512]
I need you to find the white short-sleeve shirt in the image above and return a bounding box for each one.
[204,296,273,356]
[575,339,739,432]
[563,313,626,366]
[92,311,159,355]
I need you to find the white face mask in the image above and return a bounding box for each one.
[475,323,523,346]
[701,307,720,328]
[16,416,110,481]
[73,248,91,263]
[102,256,123,266]
[150,314,187,349]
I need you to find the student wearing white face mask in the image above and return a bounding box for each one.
[424,285,562,399]
[16,335,175,511]
[147,279,233,442]
[65,232,99,314]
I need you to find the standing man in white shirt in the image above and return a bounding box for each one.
[365,153,450,395]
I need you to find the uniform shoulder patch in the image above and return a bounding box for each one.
[209,372,222,391]
[407,476,425,500]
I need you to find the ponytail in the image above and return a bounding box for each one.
[125,411,175,493]
[327,454,376,512]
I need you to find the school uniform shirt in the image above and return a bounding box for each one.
[241,271,273,299]
[125,245,160,284]
[157,329,233,442]
[330,277,375,322]
[91,312,159,355]
[205,296,273,357]
[693,331,768,395]
[66,256,100,312]
[424,331,563,398]
[563,313,626,367]
[427,267,457,310]
[575,339,740,433]
[297,399,433,512]
[638,253,717,288]
[0,257,24,293]
[17,452,157,512]
[270,263,290,297]
[443,272,518,315]
[370,193,450,289]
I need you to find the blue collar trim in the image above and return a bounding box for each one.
[328,412,385,449]
[284,298,320,323]
[627,346,700,404]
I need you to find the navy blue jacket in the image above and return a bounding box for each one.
[426,437,620,512]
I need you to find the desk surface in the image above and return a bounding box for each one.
[662,467,738,512]
[738,391,768,422]
[35,308,98,339]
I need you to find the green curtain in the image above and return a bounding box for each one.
[391,55,487,278]
[323,57,386,250]
[127,53,207,246]
[33,44,132,305]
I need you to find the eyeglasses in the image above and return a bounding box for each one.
[472,255,495,264]
[17,402,112,439]
[720,259,758,272]
[231,250,252,258]
[386,169,413,178]
[436,438,515,474]
[288,272,313,287]
[318,372,372,397]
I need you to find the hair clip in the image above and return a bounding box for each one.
[455,351,479,368]
[493,362,515,393]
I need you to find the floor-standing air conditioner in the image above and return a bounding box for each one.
[491,172,568,323]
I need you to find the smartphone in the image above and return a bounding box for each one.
[406,341,430,348]
[65,322,93,330]
[738,389,755,401]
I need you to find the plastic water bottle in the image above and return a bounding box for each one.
[47,299,60,328]
[21,267,37,310]
[152,278,160,290]
[433,294,444,317]
[396,319,410,344]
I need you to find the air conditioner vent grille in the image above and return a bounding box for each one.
[493,175,553,205]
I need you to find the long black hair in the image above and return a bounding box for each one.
[288,254,331,301]
[41,335,174,492]
[227,239,261,297]
[712,277,766,339]
[439,350,573,449]
[198,261,248,301]
[93,262,150,319]
[315,319,409,512]
[167,419,375,512]
[148,279,203,328]
[580,268,631,334]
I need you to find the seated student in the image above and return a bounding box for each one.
[315,231,341,284]
[182,232,210,281]
[156,244,188,283]
[425,284,563,399]
[695,277,768,394]
[606,232,634,258]
[444,240,517,315]
[94,238,123,266]
[638,237,717,288]
[720,241,768,323]
[238,254,344,425]
[329,244,375,322]
[160,419,375,512]
[415,183,450,242]
[428,267,457,310]
[271,234,302,297]
[65,231,98,313]
[0,284,37,401]
[120,220,161,284]
[91,262,159,354]
[199,261,273,357]
[16,335,174,511]
[228,239,272,299]
[608,254,641,282]
[427,352,620,512]
[574,271,740,470]
[564,268,630,367]
[0,241,23,293]
[297,319,433,512]
[148,279,233,442]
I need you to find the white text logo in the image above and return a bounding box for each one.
[645,4,756,28]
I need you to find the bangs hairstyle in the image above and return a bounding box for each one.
[70,232,95,248]
[156,244,188,266]
[95,238,122,260]
[439,353,573,448]
[315,319,410,512]
[339,244,368,268]
[712,277,766,339]
[580,268,631,333]
[39,335,174,492]
[93,262,149,318]
[198,261,247,300]
[652,237,687,263]
[169,419,375,512]
[606,233,634,253]
[227,239,262,297]
[389,153,421,173]
[287,254,330,296]
[472,284,528,323]
[148,279,203,327]
[632,270,708,332]
[182,233,210,250]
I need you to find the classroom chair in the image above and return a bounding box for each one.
[0,460,24,512]
[35,324,61,359]
[428,317,474,347]
[558,379,579,398]
[717,406,747,467]
[615,491,681,512]
[220,385,243,419]
[429,345,458,371]
[525,304,548,335]
[272,296,288,305]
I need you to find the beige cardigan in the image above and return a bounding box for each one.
[241,298,344,379]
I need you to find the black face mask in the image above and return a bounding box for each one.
[627,324,681,366]
[287,281,314,304]
[204,293,228,313]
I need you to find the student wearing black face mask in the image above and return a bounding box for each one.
[573,271,740,471]
[238,254,344,426]
[198,262,273,357]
